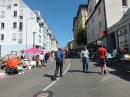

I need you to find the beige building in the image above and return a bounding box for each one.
[72,4,88,49]
[68,42,72,50]
[52,36,58,51]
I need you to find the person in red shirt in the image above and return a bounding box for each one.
[97,44,108,74]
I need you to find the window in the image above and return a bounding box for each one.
[12,33,16,40]
[122,0,127,6]
[94,0,96,6]
[91,16,94,24]
[99,22,102,30]
[88,33,90,40]
[92,28,95,36]
[14,4,17,6]
[1,11,5,18]
[2,0,6,6]
[19,10,23,16]
[98,7,101,15]
[7,5,11,9]
[87,23,89,29]
[19,33,23,39]
[19,10,23,19]
[19,22,23,31]
[39,35,41,43]
[0,34,4,41]
[18,33,22,44]
[0,23,4,29]
[13,11,17,17]
[89,6,92,13]
[13,22,17,28]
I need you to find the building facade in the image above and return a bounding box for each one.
[72,4,88,49]
[0,0,56,56]
[52,36,58,51]
[68,42,72,50]
[86,0,130,53]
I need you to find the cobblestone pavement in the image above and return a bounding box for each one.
[46,58,130,97]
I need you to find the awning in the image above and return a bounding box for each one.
[87,43,100,48]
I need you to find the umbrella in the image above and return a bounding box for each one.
[22,47,43,52]
[2,54,16,61]
[7,58,20,67]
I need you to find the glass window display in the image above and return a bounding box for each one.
[118,26,129,53]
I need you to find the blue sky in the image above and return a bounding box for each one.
[24,0,88,48]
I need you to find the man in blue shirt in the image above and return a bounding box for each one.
[53,48,65,80]
[80,46,89,73]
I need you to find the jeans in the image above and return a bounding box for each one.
[82,58,88,72]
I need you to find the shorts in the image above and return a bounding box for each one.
[99,58,106,65]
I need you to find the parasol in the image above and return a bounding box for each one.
[2,54,16,61]
[7,58,20,67]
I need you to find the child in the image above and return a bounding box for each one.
[17,62,24,74]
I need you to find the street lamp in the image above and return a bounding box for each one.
[26,18,34,49]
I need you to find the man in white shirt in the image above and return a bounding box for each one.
[39,53,44,65]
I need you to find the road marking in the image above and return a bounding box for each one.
[42,63,70,91]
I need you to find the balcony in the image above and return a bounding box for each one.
[18,39,22,44]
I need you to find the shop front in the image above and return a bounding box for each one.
[107,15,130,54]
[117,26,129,53]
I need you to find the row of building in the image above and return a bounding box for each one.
[0,0,58,56]
[71,0,130,54]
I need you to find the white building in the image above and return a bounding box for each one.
[0,0,55,56]
[86,0,130,53]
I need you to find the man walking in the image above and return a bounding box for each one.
[53,48,65,80]
[97,44,108,74]
[80,46,89,73]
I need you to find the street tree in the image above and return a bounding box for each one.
[75,27,87,46]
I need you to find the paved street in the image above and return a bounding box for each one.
[0,58,130,97]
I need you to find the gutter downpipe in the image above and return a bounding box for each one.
[103,0,109,51]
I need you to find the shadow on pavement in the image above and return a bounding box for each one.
[43,74,54,81]
[92,60,130,81]
[88,71,102,75]
[92,64,100,68]
[68,70,83,73]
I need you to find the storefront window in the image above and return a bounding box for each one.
[118,26,129,53]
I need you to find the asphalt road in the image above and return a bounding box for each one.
[0,58,130,97]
